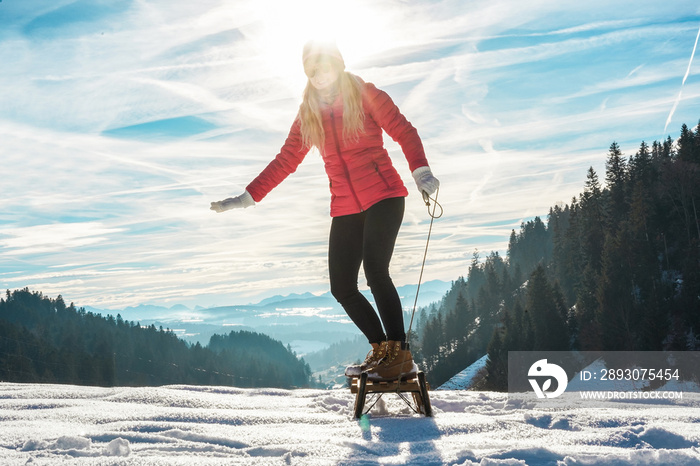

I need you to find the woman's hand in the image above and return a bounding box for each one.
[412,166,440,197]
[210,191,255,213]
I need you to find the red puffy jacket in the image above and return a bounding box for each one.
[246,78,429,217]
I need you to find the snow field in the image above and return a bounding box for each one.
[0,383,699,465]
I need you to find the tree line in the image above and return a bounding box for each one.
[411,120,700,389]
[0,288,312,388]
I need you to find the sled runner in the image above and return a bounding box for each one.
[351,371,432,418]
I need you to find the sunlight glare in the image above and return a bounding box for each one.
[249,0,398,89]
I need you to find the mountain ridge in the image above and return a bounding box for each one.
[82,279,452,323]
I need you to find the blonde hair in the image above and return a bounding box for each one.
[298,67,365,152]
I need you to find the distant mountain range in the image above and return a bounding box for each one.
[82,279,453,356]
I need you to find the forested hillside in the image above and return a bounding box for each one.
[0,288,312,388]
[412,121,700,388]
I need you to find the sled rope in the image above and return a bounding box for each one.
[396,390,422,414]
[406,186,441,347]
[397,187,441,388]
[361,392,384,416]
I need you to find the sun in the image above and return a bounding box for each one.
[249,0,398,89]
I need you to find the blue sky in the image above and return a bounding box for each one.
[1,0,699,310]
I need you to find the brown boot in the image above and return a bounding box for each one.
[366,340,418,382]
[345,341,387,378]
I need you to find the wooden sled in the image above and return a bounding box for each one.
[351,371,432,418]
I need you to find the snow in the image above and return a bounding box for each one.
[1,382,700,465]
[438,355,489,390]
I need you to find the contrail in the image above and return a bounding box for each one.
[664,22,700,134]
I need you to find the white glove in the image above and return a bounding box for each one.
[210,190,255,213]
[412,166,440,196]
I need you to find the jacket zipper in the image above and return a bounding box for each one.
[329,108,363,212]
[373,162,391,189]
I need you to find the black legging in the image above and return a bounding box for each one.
[328,196,406,344]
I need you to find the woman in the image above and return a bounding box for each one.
[210,40,439,381]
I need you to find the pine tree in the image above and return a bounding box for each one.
[527,265,569,351]
[466,250,485,299]
[661,156,700,246]
[563,198,585,305]
[484,326,507,391]
[549,204,576,305]
[596,227,635,350]
[629,141,653,187]
[421,313,442,371]
[580,167,607,272]
[605,142,628,228]
[416,308,428,337]
[451,292,472,344]
[513,301,534,351]
[677,124,696,163]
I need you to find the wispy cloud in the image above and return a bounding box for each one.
[1,0,698,309]
[0,222,124,255]
[664,21,700,132]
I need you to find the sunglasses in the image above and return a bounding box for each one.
[304,61,333,79]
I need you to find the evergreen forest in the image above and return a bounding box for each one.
[0,288,312,388]
[411,121,700,389]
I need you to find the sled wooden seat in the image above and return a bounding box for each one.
[351,371,432,418]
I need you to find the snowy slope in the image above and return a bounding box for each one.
[1,382,700,465]
[438,355,489,391]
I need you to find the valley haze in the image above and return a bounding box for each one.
[82,280,453,357]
